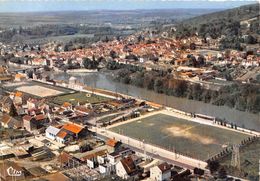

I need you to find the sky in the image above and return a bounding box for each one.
[0,0,258,12]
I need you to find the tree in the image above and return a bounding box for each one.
[83,57,98,69]
[194,168,204,175]
[154,78,164,93]
[207,160,220,174]
[191,84,203,100]
[174,80,188,97]
[235,96,247,111]
[64,44,69,52]
[9,103,18,117]
[106,61,120,70]
[244,35,257,44]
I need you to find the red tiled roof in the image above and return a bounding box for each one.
[62,102,72,108]
[23,115,32,121]
[57,152,73,164]
[62,123,83,134]
[35,114,46,121]
[158,162,171,173]
[1,114,11,124]
[106,139,118,147]
[57,131,68,139]
[121,157,137,175]
[15,91,23,97]
[74,106,92,113]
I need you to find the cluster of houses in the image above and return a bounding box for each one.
[0,89,198,180]
[0,78,206,181]
[1,29,259,86]
[56,138,192,181]
[45,123,84,144]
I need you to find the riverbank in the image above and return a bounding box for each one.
[37,72,260,134]
[51,72,260,131]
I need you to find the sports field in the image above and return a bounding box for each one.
[110,113,249,160]
[51,92,112,106]
[17,85,63,97]
[3,81,72,98]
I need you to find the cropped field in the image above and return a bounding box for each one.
[51,92,112,106]
[110,113,249,160]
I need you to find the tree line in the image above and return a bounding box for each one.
[169,4,259,51]
[107,61,260,113]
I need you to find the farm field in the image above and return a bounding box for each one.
[51,92,112,106]
[110,113,249,160]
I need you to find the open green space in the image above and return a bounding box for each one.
[110,113,249,160]
[51,92,112,106]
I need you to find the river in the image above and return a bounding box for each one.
[51,71,260,132]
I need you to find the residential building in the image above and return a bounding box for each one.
[150,162,172,181]
[45,126,60,140]
[116,156,139,180]
[107,147,133,165]
[0,114,22,129]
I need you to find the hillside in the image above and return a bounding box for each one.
[0,9,217,44]
[181,3,259,27]
[169,3,259,50]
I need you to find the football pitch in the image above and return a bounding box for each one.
[110,113,249,160]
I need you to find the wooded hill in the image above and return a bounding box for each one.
[169,3,259,50]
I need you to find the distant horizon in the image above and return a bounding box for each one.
[0,8,226,14]
[0,0,258,13]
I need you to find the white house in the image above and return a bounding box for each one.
[99,163,115,175]
[45,126,60,140]
[150,162,172,181]
[107,148,132,165]
[116,157,139,180]
[97,154,106,164]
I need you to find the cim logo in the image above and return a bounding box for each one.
[7,166,22,177]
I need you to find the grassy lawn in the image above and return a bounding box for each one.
[51,92,112,106]
[219,139,260,181]
[110,113,249,161]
